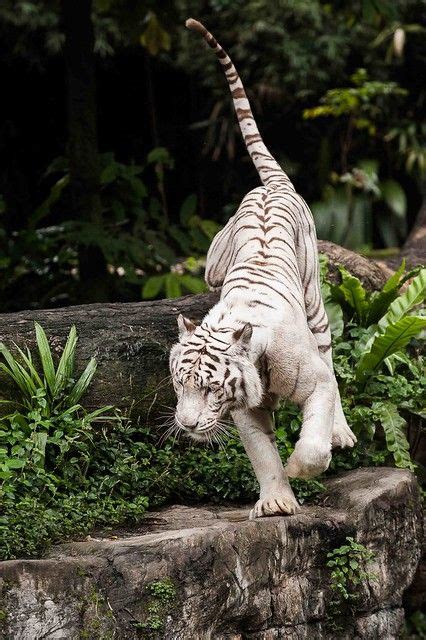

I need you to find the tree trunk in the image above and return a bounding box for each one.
[0,241,389,421]
[62,0,109,302]
[385,179,426,270]
[401,196,426,267]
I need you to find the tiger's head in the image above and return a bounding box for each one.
[169,314,262,441]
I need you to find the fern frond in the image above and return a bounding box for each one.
[372,401,414,470]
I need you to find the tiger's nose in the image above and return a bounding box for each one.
[180,420,198,430]
[176,413,199,430]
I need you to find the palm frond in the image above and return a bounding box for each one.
[54,325,77,396]
[34,322,56,393]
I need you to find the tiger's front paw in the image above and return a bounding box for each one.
[249,491,299,520]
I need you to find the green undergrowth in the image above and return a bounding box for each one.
[0,262,424,559]
[325,536,375,632]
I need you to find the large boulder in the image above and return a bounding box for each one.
[0,467,422,639]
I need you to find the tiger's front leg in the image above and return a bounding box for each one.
[231,406,299,519]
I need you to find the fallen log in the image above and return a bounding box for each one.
[0,241,390,420]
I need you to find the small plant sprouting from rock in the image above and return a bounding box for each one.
[133,578,177,635]
[326,536,375,629]
[79,586,115,640]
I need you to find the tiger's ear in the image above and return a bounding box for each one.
[177,314,197,339]
[233,323,252,347]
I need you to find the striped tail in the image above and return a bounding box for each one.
[186,18,294,191]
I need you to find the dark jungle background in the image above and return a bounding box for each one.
[0,0,424,311]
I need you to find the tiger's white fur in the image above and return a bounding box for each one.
[169,18,356,518]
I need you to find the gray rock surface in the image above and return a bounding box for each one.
[0,468,422,639]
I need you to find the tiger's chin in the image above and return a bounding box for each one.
[187,431,211,442]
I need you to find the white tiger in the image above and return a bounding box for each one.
[169,18,356,518]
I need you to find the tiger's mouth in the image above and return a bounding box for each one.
[187,430,211,442]
[178,420,222,443]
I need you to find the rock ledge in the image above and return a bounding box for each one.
[0,468,423,639]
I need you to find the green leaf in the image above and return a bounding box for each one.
[33,432,48,463]
[83,406,114,422]
[364,261,406,326]
[199,219,221,240]
[180,274,207,294]
[337,267,368,323]
[146,146,173,167]
[179,194,197,226]
[29,175,69,228]
[378,268,426,331]
[358,158,379,179]
[128,177,147,200]
[34,323,56,394]
[54,326,77,396]
[356,316,426,380]
[140,12,171,56]
[165,273,182,299]
[372,401,413,469]
[325,301,344,338]
[380,179,407,219]
[100,161,118,185]
[189,227,211,252]
[142,275,165,299]
[12,345,43,388]
[382,260,406,293]
[0,345,37,399]
[6,458,25,469]
[68,358,97,406]
[0,344,28,395]
[168,226,192,254]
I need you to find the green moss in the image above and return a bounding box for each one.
[133,578,177,635]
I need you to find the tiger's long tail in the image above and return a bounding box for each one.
[186,18,294,191]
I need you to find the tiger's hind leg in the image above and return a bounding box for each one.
[297,230,356,449]
[306,299,356,449]
[205,186,267,290]
[205,224,231,291]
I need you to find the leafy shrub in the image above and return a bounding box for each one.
[320,259,425,472]
[0,322,114,498]
[326,536,375,631]
[305,69,411,249]
[0,323,150,559]
[35,149,215,299]
[0,148,216,310]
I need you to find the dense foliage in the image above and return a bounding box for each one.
[1,262,424,560]
[0,0,424,310]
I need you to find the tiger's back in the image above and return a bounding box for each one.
[206,184,316,326]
